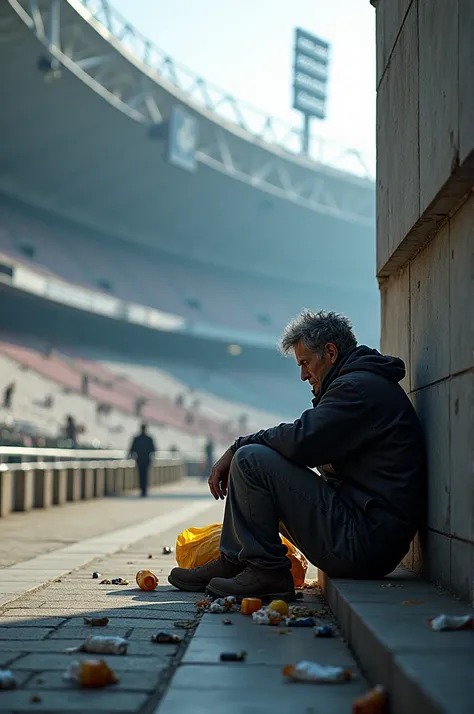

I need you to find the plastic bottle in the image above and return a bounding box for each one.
[241,597,262,615]
[136,569,159,591]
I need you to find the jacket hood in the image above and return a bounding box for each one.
[313,345,406,403]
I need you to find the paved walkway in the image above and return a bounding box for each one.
[0,480,369,713]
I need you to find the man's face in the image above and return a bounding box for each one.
[294,341,338,395]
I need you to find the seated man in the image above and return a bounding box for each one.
[169,311,426,601]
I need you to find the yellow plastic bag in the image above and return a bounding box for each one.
[175,523,308,588]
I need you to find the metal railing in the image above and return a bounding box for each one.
[77,0,374,177]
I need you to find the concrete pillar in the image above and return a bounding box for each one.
[66,467,81,502]
[94,467,105,498]
[0,469,12,518]
[113,467,124,494]
[14,468,34,512]
[34,467,53,509]
[81,468,94,500]
[52,468,67,505]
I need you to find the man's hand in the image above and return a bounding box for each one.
[208,447,234,500]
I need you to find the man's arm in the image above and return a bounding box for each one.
[128,437,137,459]
[231,379,372,468]
[149,438,156,456]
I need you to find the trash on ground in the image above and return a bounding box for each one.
[162,546,173,555]
[268,600,289,616]
[282,661,353,684]
[222,619,233,625]
[300,580,320,589]
[84,617,109,627]
[295,591,304,600]
[274,628,291,635]
[174,620,196,629]
[241,597,262,616]
[402,600,424,605]
[429,614,473,631]
[288,605,320,618]
[0,670,17,690]
[196,599,213,609]
[220,650,247,662]
[65,636,129,655]
[206,596,237,614]
[64,659,119,688]
[352,684,387,713]
[111,578,128,586]
[252,607,283,626]
[100,579,112,585]
[287,616,316,627]
[30,695,42,703]
[381,583,403,588]
[92,572,100,579]
[314,625,334,637]
[136,569,158,591]
[148,554,153,559]
[151,632,182,644]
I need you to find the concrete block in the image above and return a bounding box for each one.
[375,0,414,87]
[410,225,451,389]
[450,372,474,541]
[66,467,81,502]
[418,0,459,214]
[426,529,451,592]
[94,467,105,497]
[105,466,115,495]
[81,468,94,500]
[411,381,450,532]
[450,537,473,602]
[33,468,53,509]
[13,469,34,512]
[52,468,67,506]
[380,263,411,391]
[0,470,12,517]
[113,467,124,494]
[376,2,419,272]
[450,196,474,374]
[459,0,474,164]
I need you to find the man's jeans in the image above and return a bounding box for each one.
[137,461,149,496]
[220,445,410,578]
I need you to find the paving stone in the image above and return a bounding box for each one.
[25,670,160,692]
[0,627,54,639]
[183,634,356,666]
[0,689,148,712]
[0,616,66,626]
[0,638,178,658]
[159,665,369,714]
[13,653,170,672]
[51,618,192,636]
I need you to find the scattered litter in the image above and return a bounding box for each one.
[203,596,237,614]
[241,597,262,616]
[402,600,424,605]
[92,572,101,579]
[381,583,403,588]
[274,628,291,635]
[151,632,182,644]
[252,608,282,626]
[55,579,62,583]
[287,617,316,628]
[314,625,334,638]
[222,619,233,626]
[30,695,41,704]
[64,659,119,688]
[295,591,304,600]
[196,599,213,609]
[136,569,158,591]
[83,617,109,627]
[209,602,226,614]
[162,546,173,555]
[429,614,473,631]
[0,670,17,690]
[282,661,353,684]
[65,636,129,655]
[100,579,111,585]
[268,600,289,616]
[289,605,320,618]
[111,578,128,586]
[220,650,247,662]
[352,684,387,713]
[148,554,153,559]
[300,581,320,590]
[174,620,196,629]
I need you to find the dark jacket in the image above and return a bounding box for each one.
[232,346,426,528]
[129,433,156,464]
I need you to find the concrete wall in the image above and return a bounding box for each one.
[374,0,474,601]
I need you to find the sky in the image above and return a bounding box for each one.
[109,0,376,173]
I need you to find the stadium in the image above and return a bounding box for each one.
[0,0,376,460]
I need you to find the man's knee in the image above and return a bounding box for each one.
[232,444,276,473]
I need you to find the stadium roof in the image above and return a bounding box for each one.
[0,0,376,287]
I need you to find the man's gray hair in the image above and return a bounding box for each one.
[280,310,357,357]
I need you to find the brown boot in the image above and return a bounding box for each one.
[206,565,295,602]
[168,556,244,592]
